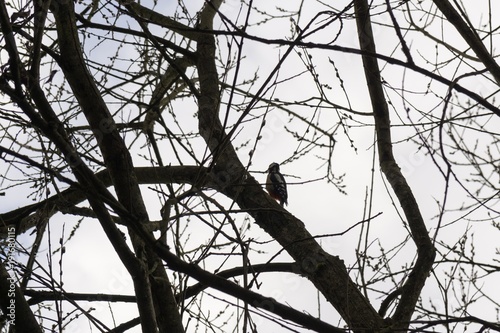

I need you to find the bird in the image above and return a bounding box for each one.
[266,162,288,206]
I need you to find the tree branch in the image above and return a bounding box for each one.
[51,1,176,331]
[120,0,200,41]
[354,0,436,329]
[0,262,42,333]
[0,166,216,235]
[432,0,500,84]
[24,260,344,332]
[24,262,301,305]
[194,1,385,331]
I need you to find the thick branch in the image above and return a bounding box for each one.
[155,245,346,333]
[0,166,214,235]
[24,262,301,306]
[432,0,500,84]
[24,258,343,332]
[51,2,181,331]
[0,262,42,333]
[121,0,200,40]
[354,0,436,329]
[53,0,149,228]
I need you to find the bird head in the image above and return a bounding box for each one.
[267,162,280,173]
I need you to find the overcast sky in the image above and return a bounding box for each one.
[1,0,500,332]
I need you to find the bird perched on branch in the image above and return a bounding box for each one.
[266,162,288,206]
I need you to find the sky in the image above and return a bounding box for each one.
[1,0,500,332]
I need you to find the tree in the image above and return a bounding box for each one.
[1,0,499,332]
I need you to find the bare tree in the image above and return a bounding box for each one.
[1,0,499,332]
